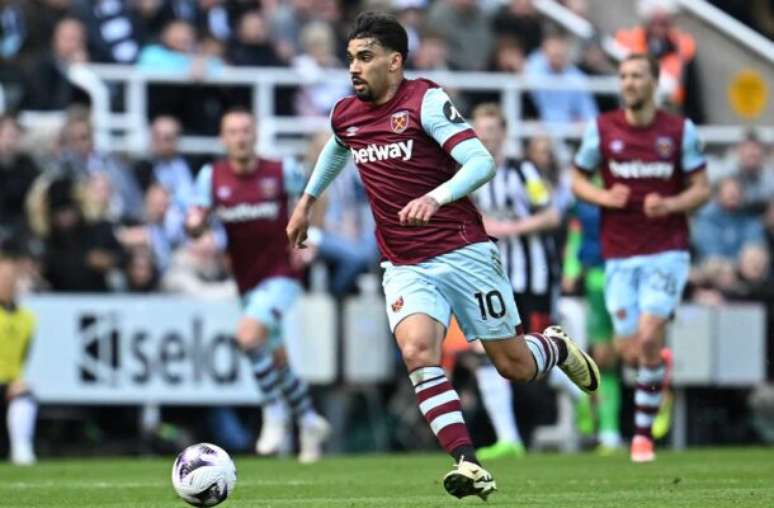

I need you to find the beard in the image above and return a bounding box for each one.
[354,87,374,102]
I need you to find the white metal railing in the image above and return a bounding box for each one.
[51,64,774,158]
[678,0,774,64]
[66,64,623,157]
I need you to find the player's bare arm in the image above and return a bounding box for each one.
[643,170,710,218]
[289,135,350,247]
[571,168,630,208]
[482,207,561,238]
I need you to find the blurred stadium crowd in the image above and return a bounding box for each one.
[0,0,773,455]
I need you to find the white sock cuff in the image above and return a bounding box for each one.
[409,366,445,387]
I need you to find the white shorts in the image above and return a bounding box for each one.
[381,242,521,341]
[604,250,690,337]
[242,277,302,349]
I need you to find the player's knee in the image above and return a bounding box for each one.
[400,339,434,369]
[235,318,268,351]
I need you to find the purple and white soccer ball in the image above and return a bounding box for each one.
[172,443,237,506]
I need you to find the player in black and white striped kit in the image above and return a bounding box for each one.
[470,104,585,459]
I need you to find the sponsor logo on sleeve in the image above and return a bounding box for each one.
[391,296,404,313]
[443,101,465,124]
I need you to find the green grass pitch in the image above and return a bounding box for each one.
[0,448,772,507]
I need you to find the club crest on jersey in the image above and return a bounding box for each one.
[390,111,410,133]
[655,136,674,159]
[217,186,232,199]
[610,139,625,153]
[259,178,278,198]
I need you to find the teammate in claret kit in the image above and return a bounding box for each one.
[286,12,600,500]
[186,109,330,463]
[571,53,710,462]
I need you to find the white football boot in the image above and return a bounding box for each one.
[298,413,331,464]
[256,417,289,456]
[443,458,497,500]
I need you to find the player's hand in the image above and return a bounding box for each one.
[287,198,313,249]
[398,196,440,226]
[643,192,674,218]
[290,244,317,269]
[603,183,630,209]
[185,207,208,238]
[7,380,29,400]
[483,217,521,238]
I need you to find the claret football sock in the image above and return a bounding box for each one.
[634,363,665,439]
[410,366,478,464]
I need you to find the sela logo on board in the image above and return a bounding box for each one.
[78,313,242,386]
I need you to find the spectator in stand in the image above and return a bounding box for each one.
[394,0,427,59]
[138,18,223,76]
[729,133,774,215]
[226,9,284,67]
[125,246,160,292]
[615,0,705,123]
[409,31,453,71]
[116,183,185,274]
[21,17,91,111]
[427,0,493,71]
[692,177,765,263]
[0,116,40,237]
[576,36,618,113]
[138,18,226,133]
[525,30,598,124]
[133,116,195,212]
[162,230,237,298]
[30,177,125,292]
[75,0,141,64]
[56,111,144,222]
[267,0,318,61]
[79,171,122,226]
[492,0,544,56]
[292,21,349,117]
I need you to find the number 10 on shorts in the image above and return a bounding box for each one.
[474,290,506,320]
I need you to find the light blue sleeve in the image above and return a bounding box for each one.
[574,120,601,172]
[427,138,495,205]
[420,87,473,150]
[282,156,307,197]
[682,119,706,172]
[304,135,350,198]
[191,164,213,208]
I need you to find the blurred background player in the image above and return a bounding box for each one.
[0,250,37,465]
[571,53,710,462]
[563,190,623,453]
[470,103,586,458]
[186,108,330,463]
[287,12,599,500]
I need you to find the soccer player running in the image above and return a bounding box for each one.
[286,12,599,499]
[0,251,37,465]
[571,53,710,462]
[186,109,330,463]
